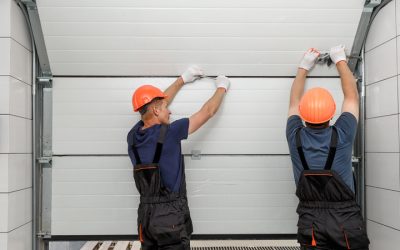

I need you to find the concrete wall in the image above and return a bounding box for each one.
[364,0,400,248]
[0,0,32,249]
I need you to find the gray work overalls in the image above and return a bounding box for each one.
[295,126,369,250]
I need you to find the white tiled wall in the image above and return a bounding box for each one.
[0,0,32,249]
[365,0,400,248]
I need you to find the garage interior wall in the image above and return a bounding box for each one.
[364,0,400,248]
[0,0,33,249]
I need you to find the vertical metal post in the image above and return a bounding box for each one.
[39,82,53,237]
[15,1,53,249]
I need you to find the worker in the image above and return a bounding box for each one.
[286,46,370,250]
[127,66,229,250]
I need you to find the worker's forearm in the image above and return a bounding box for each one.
[336,61,358,99]
[290,68,308,104]
[202,88,226,117]
[164,77,185,105]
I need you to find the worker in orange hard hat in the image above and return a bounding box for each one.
[127,65,230,250]
[286,46,369,250]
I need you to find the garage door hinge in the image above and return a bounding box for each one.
[37,76,53,87]
[37,231,51,239]
[37,157,52,164]
[352,156,360,163]
[191,150,202,160]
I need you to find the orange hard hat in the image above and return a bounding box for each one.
[299,87,336,124]
[132,85,167,112]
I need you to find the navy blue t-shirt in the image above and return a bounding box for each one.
[286,112,357,193]
[127,118,189,193]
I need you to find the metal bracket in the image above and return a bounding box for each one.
[37,232,52,240]
[37,157,52,164]
[191,150,202,160]
[352,156,360,164]
[37,77,53,89]
[315,53,333,66]
[366,0,382,8]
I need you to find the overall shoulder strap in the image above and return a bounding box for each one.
[295,128,310,170]
[153,125,168,164]
[324,126,338,170]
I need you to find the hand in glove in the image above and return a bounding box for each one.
[299,48,320,71]
[329,45,347,65]
[181,65,204,83]
[215,75,230,92]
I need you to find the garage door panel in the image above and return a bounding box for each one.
[52,155,298,235]
[53,194,298,209]
[53,207,296,222]
[38,0,363,9]
[53,195,138,209]
[195,220,297,234]
[53,77,343,155]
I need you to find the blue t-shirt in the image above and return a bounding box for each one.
[286,112,357,193]
[127,118,189,193]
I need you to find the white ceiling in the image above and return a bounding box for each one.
[37,0,365,77]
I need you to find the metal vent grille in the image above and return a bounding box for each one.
[192,247,300,250]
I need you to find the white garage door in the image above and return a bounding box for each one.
[51,77,343,235]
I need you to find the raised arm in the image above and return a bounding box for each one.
[288,48,320,117]
[330,45,359,121]
[164,66,204,105]
[188,76,230,135]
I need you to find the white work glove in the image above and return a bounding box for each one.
[215,75,230,92]
[299,48,320,71]
[329,45,347,64]
[181,65,204,83]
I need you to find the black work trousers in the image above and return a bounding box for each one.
[138,199,192,250]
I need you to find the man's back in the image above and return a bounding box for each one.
[127,118,189,193]
[286,112,358,192]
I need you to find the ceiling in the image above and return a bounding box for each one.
[37,0,365,77]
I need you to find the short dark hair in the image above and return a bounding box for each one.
[138,97,164,115]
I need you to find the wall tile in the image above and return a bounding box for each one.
[0,154,32,193]
[366,153,400,191]
[9,116,32,153]
[367,220,400,250]
[366,115,399,152]
[0,0,11,37]
[0,39,11,76]
[366,76,398,118]
[0,155,9,192]
[397,0,400,35]
[0,116,32,154]
[7,188,32,231]
[10,39,32,85]
[367,187,400,230]
[7,222,32,250]
[0,116,11,153]
[0,77,10,115]
[0,76,32,118]
[0,194,8,233]
[365,38,397,85]
[366,0,396,51]
[8,154,32,192]
[0,222,32,250]
[10,0,32,51]
[9,77,32,119]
